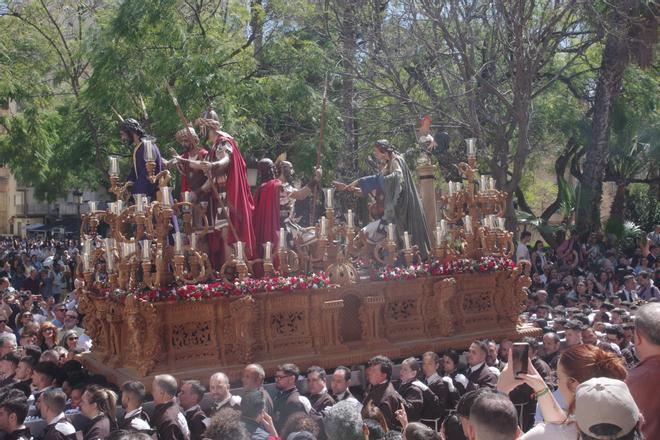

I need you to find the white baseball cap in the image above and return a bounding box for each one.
[575,377,641,439]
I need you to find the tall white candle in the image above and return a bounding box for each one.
[448,182,454,197]
[116,199,123,214]
[324,188,334,209]
[441,219,448,237]
[143,139,155,162]
[347,209,354,228]
[174,232,183,254]
[184,191,192,203]
[109,156,119,176]
[236,241,245,261]
[388,223,396,241]
[456,182,462,192]
[466,138,476,156]
[497,217,506,230]
[107,202,116,215]
[464,215,472,234]
[435,226,443,246]
[265,241,272,261]
[83,238,93,256]
[88,201,97,212]
[480,175,487,191]
[161,187,172,207]
[403,231,411,250]
[489,177,495,190]
[320,216,327,237]
[135,194,146,213]
[105,238,115,272]
[190,233,197,250]
[141,240,151,261]
[279,228,287,250]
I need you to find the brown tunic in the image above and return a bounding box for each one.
[362,381,404,430]
[152,400,190,440]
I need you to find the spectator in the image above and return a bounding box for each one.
[517,232,532,262]
[204,408,249,440]
[208,372,241,416]
[564,320,583,347]
[499,344,627,439]
[467,392,520,440]
[119,381,152,433]
[636,271,660,301]
[363,355,403,430]
[151,374,190,440]
[0,352,20,387]
[39,322,58,352]
[324,400,364,440]
[402,422,437,440]
[178,380,208,440]
[541,333,560,370]
[397,357,442,423]
[240,389,278,440]
[40,388,77,440]
[0,389,31,440]
[574,377,642,440]
[443,350,468,398]
[273,364,308,432]
[306,366,335,414]
[466,341,497,391]
[330,366,359,405]
[626,302,660,440]
[80,385,118,440]
[241,364,273,415]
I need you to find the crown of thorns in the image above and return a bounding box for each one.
[120,118,145,137]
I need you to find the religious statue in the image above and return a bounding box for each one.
[275,156,322,248]
[169,126,208,200]
[335,139,431,259]
[173,115,256,269]
[253,158,281,255]
[120,118,162,200]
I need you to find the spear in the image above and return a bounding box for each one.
[309,74,328,225]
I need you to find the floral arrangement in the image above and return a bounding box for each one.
[104,272,332,303]
[370,256,516,282]
[99,257,515,303]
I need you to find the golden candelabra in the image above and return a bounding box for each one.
[436,138,514,261]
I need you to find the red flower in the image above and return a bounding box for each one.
[193,292,202,299]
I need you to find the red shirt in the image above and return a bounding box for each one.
[626,353,660,439]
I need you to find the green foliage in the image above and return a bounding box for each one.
[604,218,644,253]
[627,184,660,232]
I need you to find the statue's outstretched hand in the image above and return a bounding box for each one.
[333,181,348,191]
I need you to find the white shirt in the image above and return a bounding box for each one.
[521,421,577,439]
[517,242,531,262]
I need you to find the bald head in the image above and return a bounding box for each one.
[242,364,265,390]
[635,303,660,360]
[210,372,230,402]
[153,375,178,404]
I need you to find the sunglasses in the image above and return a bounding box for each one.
[68,336,79,341]
[0,320,6,324]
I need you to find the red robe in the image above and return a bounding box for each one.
[207,132,256,269]
[253,178,282,256]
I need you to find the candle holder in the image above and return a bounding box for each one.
[262,242,275,276]
[275,247,300,276]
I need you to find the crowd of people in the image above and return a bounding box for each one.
[0,225,657,440]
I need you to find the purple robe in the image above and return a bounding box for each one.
[127,142,163,200]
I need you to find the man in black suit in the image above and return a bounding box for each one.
[465,340,497,391]
[241,363,273,415]
[306,366,335,414]
[178,380,208,440]
[273,363,308,432]
[362,355,404,429]
[330,366,359,405]
[618,275,638,302]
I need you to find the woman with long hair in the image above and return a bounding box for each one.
[498,344,628,439]
[38,321,58,351]
[80,385,118,440]
[59,330,83,360]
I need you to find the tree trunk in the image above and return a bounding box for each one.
[609,182,627,225]
[577,0,633,234]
